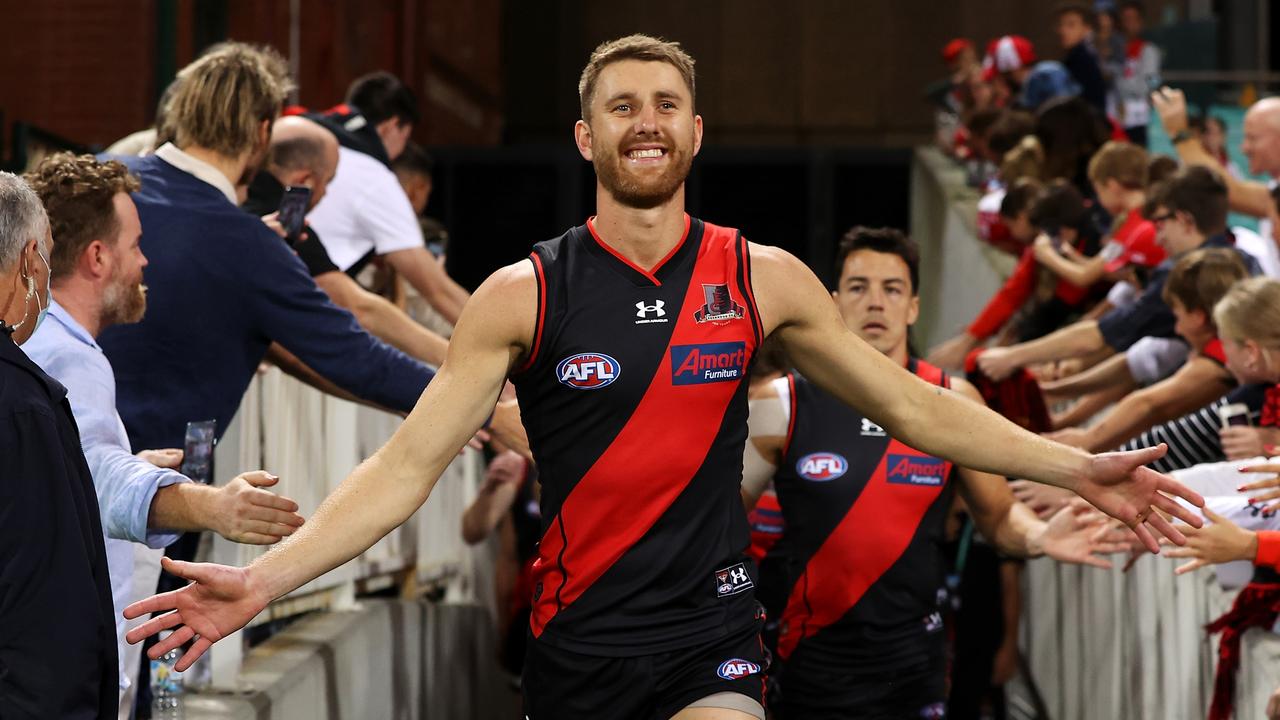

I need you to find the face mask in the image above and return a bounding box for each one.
[8,250,51,335]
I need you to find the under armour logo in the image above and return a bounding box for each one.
[861,418,886,437]
[730,567,748,584]
[636,300,666,318]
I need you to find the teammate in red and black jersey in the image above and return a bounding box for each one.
[126,35,1206,720]
[742,228,1126,719]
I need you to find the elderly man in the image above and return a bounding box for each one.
[1154,88,1280,237]
[22,153,307,715]
[0,172,117,718]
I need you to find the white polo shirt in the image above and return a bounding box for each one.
[306,146,424,272]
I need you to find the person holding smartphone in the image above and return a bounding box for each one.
[243,115,450,368]
[1211,277,1280,463]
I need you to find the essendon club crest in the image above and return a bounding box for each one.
[693,283,745,324]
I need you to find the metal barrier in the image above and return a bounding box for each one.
[141,366,493,689]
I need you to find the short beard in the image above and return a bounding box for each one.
[101,279,146,328]
[593,142,692,210]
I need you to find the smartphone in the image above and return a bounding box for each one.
[1217,403,1252,428]
[277,186,312,246]
[180,420,217,484]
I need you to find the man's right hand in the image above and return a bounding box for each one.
[213,471,305,544]
[125,557,270,672]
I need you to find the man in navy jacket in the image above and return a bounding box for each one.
[100,43,522,453]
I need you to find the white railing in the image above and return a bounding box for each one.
[1023,459,1280,719]
[192,367,489,686]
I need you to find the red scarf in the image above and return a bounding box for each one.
[1260,385,1280,428]
[964,349,1052,432]
[1206,582,1280,720]
[1259,381,1280,425]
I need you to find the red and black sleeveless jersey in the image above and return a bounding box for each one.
[773,360,956,669]
[511,215,764,656]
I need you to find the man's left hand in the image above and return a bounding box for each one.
[1072,444,1205,553]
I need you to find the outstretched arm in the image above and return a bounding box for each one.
[1033,235,1107,289]
[385,246,471,326]
[741,378,788,510]
[1041,352,1135,404]
[1152,87,1275,218]
[314,269,450,367]
[948,379,1124,566]
[1066,357,1233,452]
[976,320,1107,382]
[125,260,536,670]
[750,243,1203,551]
[461,451,528,545]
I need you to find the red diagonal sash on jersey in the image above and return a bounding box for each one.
[777,438,951,658]
[530,228,756,637]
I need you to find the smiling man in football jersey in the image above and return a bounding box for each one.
[125,34,1202,720]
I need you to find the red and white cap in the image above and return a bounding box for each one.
[981,35,1036,81]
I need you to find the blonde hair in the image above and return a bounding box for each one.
[167,42,293,157]
[578,34,696,121]
[1214,276,1280,347]
[1000,135,1045,183]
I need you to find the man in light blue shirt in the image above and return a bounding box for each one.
[22,153,305,713]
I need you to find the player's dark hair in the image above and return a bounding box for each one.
[834,227,921,296]
[346,71,419,127]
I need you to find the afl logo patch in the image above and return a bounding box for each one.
[796,452,848,481]
[716,659,761,681]
[556,353,620,390]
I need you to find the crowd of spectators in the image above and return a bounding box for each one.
[927,2,1280,716]
[0,41,530,719]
